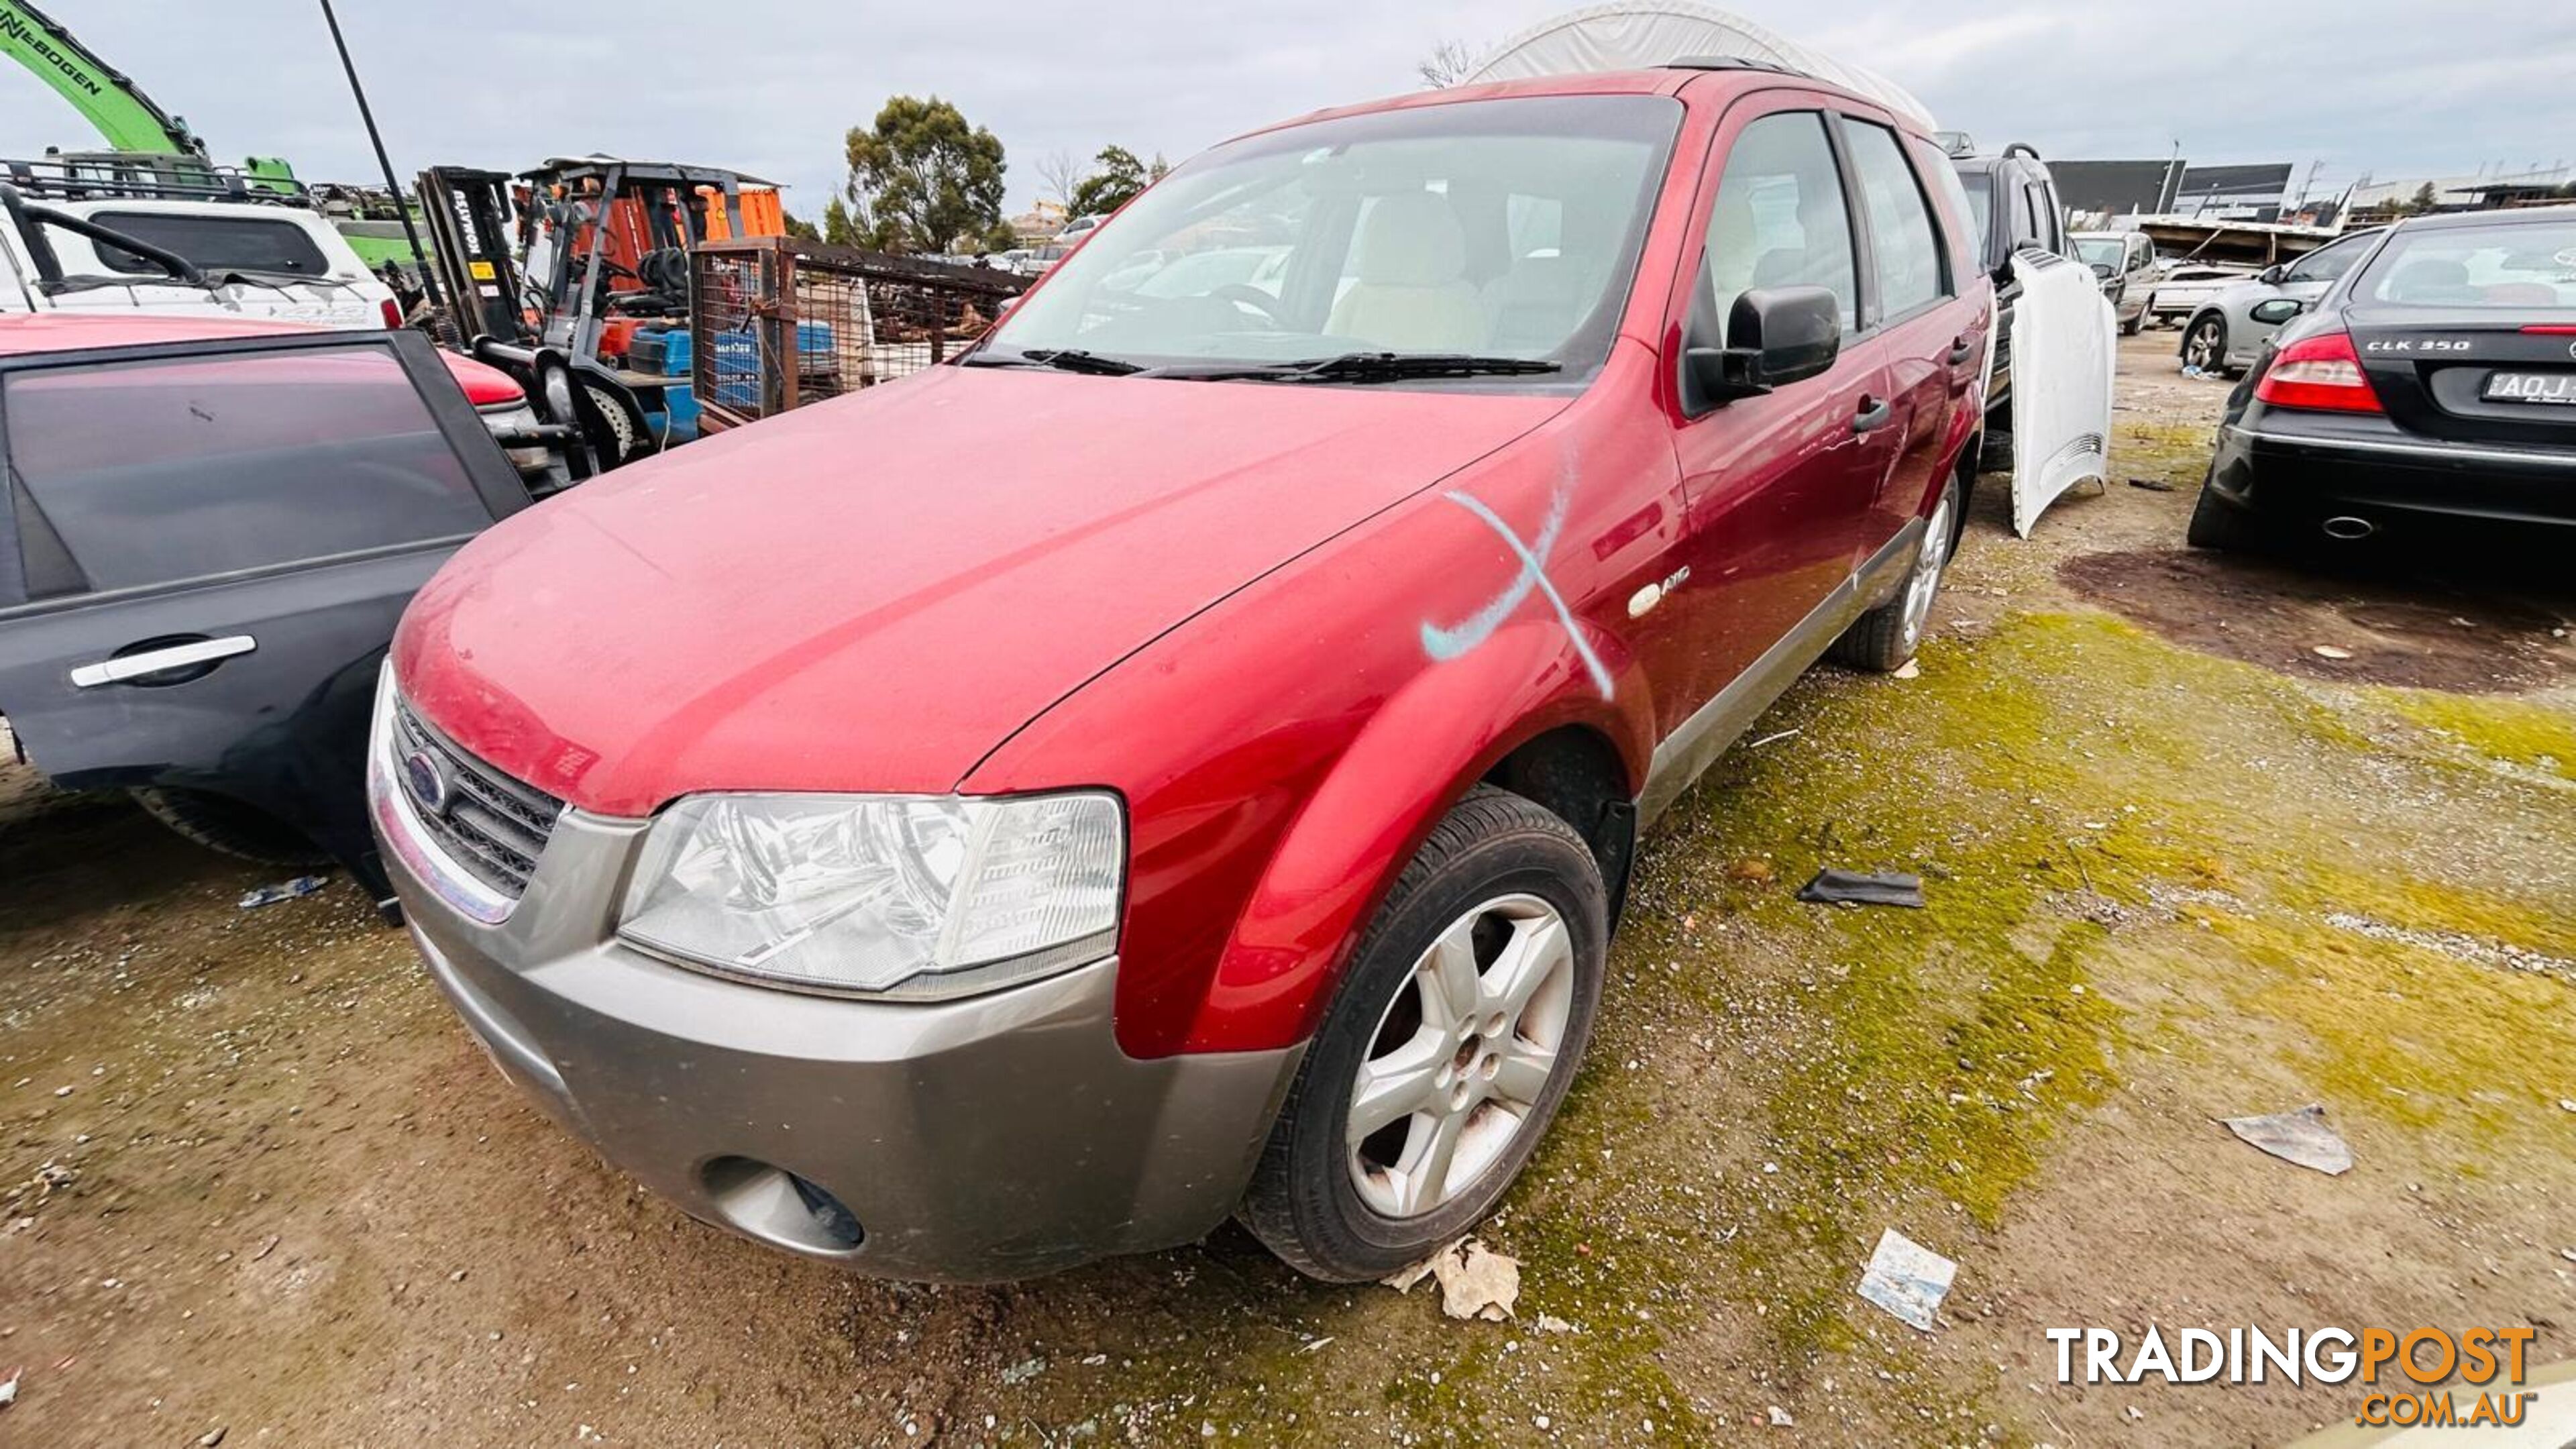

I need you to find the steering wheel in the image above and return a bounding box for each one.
[1210,283,1293,329]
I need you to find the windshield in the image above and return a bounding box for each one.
[980,95,1681,378]
[2074,236,2124,270]
[2353,221,2576,310]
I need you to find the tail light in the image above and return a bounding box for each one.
[381,297,405,329]
[2253,330,2383,414]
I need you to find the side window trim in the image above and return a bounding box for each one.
[1817,111,1881,333]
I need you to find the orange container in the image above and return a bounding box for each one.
[700,186,784,241]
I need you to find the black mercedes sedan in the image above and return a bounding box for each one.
[2188,205,2576,551]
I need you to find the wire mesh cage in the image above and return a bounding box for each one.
[687,237,1030,432]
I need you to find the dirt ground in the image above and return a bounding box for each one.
[4,331,2573,1448]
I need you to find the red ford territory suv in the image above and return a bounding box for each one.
[374,61,1991,1282]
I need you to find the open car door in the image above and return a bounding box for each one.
[2006,250,2116,535]
[0,328,530,890]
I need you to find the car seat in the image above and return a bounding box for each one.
[2386,258,2477,305]
[1327,192,1489,352]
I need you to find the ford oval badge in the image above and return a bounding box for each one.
[401,750,451,818]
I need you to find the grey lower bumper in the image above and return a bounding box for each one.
[374,733,1301,1282]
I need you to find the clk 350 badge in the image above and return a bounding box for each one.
[2363,339,2473,353]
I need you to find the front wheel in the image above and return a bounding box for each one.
[1832,481,1959,672]
[1239,786,1606,1282]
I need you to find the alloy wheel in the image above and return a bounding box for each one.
[2186,321,2220,370]
[1346,893,1575,1218]
[1896,490,1957,655]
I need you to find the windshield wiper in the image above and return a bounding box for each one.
[960,347,1146,376]
[1161,352,1564,384]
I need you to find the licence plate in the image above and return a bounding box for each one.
[2483,371,2576,405]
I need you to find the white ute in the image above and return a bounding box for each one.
[0,192,397,329]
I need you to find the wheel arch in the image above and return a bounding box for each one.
[1182,617,1650,1055]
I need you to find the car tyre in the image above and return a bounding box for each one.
[2183,314,2226,374]
[1238,785,1606,1283]
[131,787,325,866]
[2184,470,2268,553]
[2121,299,2144,336]
[1831,479,1960,672]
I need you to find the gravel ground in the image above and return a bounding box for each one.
[3,331,2571,1447]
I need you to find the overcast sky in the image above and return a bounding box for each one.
[2,2,2569,217]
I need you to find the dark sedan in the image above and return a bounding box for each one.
[2188,205,2576,551]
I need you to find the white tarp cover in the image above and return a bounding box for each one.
[1464,3,1937,133]
[2006,252,2116,537]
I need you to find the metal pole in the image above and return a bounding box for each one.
[317,0,447,329]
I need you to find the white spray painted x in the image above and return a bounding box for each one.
[1419,462,1614,700]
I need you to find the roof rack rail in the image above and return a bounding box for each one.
[2002,142,2043,161]
[1664,55,1812,78]
[0,154,312,209]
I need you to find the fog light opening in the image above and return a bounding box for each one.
[701,1156,865,1255]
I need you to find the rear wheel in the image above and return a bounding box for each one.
[2183,315,2226,373]
[1832,481,1959,672]
[130,788,323,866]
[1240,786,1605,1282]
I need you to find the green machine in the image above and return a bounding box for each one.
[0,1,423,270]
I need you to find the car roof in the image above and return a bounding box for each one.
[2393,203,2576,232]
[1239,65,1928,147]
[0,312,524,403]
[0,311,330,356]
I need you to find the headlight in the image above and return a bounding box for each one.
[616,792,1123,1000]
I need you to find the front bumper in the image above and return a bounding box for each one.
[369,689,1303,1281]
[2206,413,2576,531]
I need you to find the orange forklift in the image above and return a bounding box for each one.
[416,155,782,474]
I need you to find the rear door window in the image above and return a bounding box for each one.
[89,211,333,277]
[5,345,494,596]
[1843,120,1949,318]
[1701,111,1861,340]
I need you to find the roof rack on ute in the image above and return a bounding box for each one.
[1664,56,1812,78]
[0,154,312,209]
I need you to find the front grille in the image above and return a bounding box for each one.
[390,697,564,899]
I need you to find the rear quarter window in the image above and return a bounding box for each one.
[4,346,492,596]
[89,211,335,277]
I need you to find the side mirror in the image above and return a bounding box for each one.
[2249,297,2305,325]
[1683,286,1840,411]
[2090,261,2115,280]
[2256,264,2287,286]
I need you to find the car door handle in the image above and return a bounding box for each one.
[70,635,257,688]
[1947,335,1976,365]
[1851,395,1892,434]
